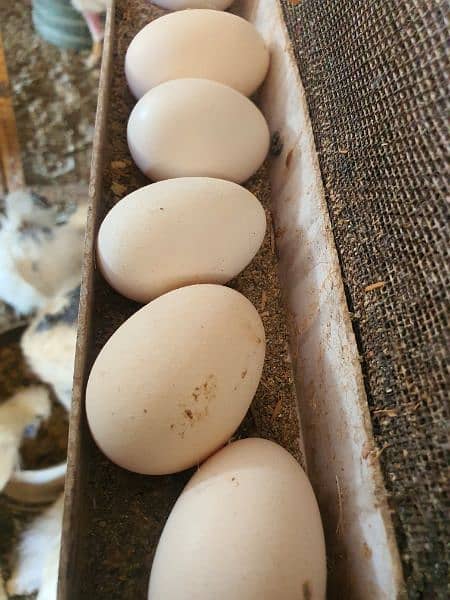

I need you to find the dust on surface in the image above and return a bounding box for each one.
[171,375,218,438]
[191,374,217,405]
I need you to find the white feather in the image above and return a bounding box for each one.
[7,494,64,597]
[0,387,51,491]
[1,193,85,599]
[0,190,87,316]
[37,540,61,600]
[21,291,79,411]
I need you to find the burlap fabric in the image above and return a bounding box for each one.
[279,1,449,597]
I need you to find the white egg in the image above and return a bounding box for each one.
[125,10,269,98]
[127,78,270,183]
[148,438,327,599]
[153,0,234,9]
[97,178,266,302]
[86,285,265,475]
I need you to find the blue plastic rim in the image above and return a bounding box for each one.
[32,0,92,50]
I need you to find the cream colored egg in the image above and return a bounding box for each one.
[148,438,327,600]
[127,78,270,183]
[125,10,269,98]
[86,285,265,475]
[153,0,233,9]
[97,178,266,303]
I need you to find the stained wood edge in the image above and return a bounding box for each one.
[57,4,115,599]
[0,33,24,193]
[234,0,405,597]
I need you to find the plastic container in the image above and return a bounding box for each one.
[32,0,91,50]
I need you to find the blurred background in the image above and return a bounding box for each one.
[1,2,99,594]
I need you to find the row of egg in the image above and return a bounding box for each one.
[87,4,326,599]
[126,9,270,182]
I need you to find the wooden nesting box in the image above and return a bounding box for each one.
[59,1,405,598]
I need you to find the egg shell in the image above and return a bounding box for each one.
[86,285,265,475]
[148,438,327,600]
[97,177,266,302]
[127,78,270,183]
[153,0,233,9]
[125,10,269,98]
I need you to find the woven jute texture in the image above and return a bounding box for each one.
[279,0,449,597]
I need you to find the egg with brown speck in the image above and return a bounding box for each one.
[86,285,265,475]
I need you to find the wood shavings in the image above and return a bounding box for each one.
[269,215,276,254]
[271,396,283,420]
[260,290,267,311]
[363,543,373,559]
[373,407,399,418]
[373,401,421,419]
[335,475,344,535]
[361,441,372,460]
[111,182,127,196]
[364,281,386,292]
[362,442,392,465]
[110,160,130,170]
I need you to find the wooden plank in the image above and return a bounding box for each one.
[57,4,115,598]
[0,32,24,193]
